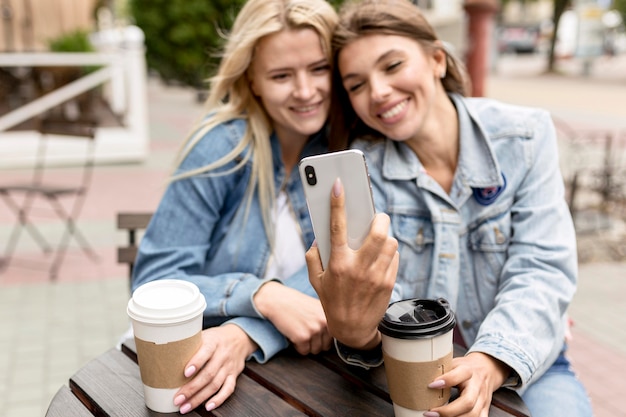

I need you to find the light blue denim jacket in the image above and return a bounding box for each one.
[352,94,577,390]
[132,118,327,363]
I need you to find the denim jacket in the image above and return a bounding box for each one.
[352,94,577,390]
[132,118,327,363]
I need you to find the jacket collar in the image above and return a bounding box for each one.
[381,93,503,189]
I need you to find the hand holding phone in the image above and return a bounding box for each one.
[299,150,376,269]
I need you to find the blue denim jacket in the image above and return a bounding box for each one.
[132,118,327,363]
[352,94,577,390]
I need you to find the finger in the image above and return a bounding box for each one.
[305,242,323,290]
[321,329,333,351]
[293,340,310,356]
[329,177,348,248]
[181,368,227,414]
[309,330,331,355]
[357,213,393,262]
[366,212,391,244]
[384,250,400,286]
[431,391,477,417]
[183,332,216,378]
[179,362,218,402]
[205,374,237,411]
[432,362,473,388]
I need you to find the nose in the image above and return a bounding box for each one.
[293,73,314,100]
[369,75,391,103]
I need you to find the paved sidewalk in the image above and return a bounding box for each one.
[1,54,625,417]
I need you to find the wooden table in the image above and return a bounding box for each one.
[46,340,531,417]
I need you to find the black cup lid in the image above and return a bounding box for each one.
[378,298,456,339]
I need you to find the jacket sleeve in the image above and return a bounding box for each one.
[131,121,271,321]
[225,264,317,363]
[468,110,577,390]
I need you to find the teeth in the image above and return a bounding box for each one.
[380,100,407,119]
[294,104,318,113]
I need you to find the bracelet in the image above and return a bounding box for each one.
[334,339,384,369]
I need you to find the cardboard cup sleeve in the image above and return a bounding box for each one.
[135,332,202,389]
[383,351,453,410]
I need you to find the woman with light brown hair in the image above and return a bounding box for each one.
[307,1,593,416]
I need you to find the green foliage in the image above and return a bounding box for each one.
[327,0,346,8]
[47,29,99,74]
[48,29,95,53]
[130,0,348,88]
[129,0,247,88]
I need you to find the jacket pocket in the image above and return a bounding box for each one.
[468,214,510,286]
[392,215,434,285]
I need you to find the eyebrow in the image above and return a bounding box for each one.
[341,49,398,82]
[266,58,329,74]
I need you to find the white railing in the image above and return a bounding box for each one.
[0,26,149,168]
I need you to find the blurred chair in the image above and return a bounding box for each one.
[0,118,99,280]
[116,212,153,283]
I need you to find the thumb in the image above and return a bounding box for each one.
[305,241,324,291]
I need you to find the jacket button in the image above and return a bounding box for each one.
[462,320,473,329]
[494,227,506,244]
[415,228,424,246]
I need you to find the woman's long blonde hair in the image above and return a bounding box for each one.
[171,0,338,244]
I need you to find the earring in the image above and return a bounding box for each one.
[439,69,446,79]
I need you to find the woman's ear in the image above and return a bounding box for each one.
[432,41,447,79]
[247,68,260,97]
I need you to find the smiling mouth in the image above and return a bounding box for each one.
[293,103,320,113]
[379,99,408,120]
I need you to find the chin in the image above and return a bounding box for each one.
[299,121,326,136]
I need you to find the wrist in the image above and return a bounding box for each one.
[222,323,259,357]
[253,280,281,319]
[337,330,381,351]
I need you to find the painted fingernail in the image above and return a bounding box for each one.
[428,379,446,389]
[332,178,342,197]
[174,394,186,406]
[184,365,196,377]
[179,403,192,414]
[423,412,440,417]
[206,402,216,411]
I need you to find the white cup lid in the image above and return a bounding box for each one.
[127,279,206,325]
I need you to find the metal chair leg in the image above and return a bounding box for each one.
[48,197,99,259]
[0,192,53,273]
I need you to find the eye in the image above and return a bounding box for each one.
[386,60,402,72]
[346,81,364,93]
[312,63,331,74]
[271,72,290,81]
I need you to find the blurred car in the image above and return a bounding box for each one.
[497,24,540,54]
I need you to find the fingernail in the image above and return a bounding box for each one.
[184,365,196,377]
[179,403,192,414]
[428,379,446,389]
[332,178,342,197]
[423,412,440,417]
[174,394,186,406]
[206,402,216,411]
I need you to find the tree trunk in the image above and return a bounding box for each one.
[547,0,571,72]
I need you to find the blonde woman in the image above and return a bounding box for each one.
[132,0,338,413]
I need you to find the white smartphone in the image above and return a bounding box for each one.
[299,149,376,270]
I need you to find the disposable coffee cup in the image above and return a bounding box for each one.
[127,279,206,413]
[379,298,456,417]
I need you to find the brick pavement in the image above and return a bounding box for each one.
[1,55,625,417]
